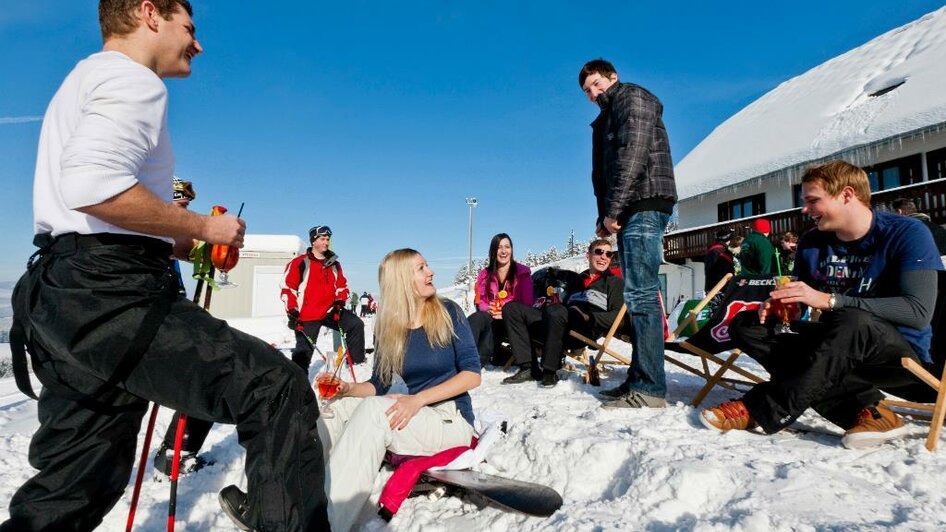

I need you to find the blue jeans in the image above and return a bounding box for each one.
[617,210,670,397]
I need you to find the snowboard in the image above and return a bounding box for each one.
[418,469,563,517]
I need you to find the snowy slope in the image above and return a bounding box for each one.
[676,6,946,200]
[2,314,945,530]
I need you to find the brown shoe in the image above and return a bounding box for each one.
[841,404,908,449]
[700,400,757,432]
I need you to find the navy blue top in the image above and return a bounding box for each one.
[369,299,480,426]
[795,210,943,361]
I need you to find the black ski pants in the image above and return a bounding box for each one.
[730,308,931,434]
[2,234,329,532]
[502,302,592,372]
[161,413,213,453]
[292,308,366,370]
[467,310,509,366]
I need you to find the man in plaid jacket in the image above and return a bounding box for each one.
[579,58,677,409]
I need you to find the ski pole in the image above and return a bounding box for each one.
[126,403,159,532]
[298,328,327,362]
[192,278,204,305]
[336,326,357,382]
[202,263,216,311]
[167,414,188,532]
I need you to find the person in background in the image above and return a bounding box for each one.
[740,218,776,275]
[777,231,798,275]
[704,228,735,292]
[282,225,366,369]
[152,176,214,477]
[501,239,624,387]
[893,197,946,255]
[360,291,371,317]
[579,58,677,408]
[317,249,480,532]
[728,235,745,275]
[467,233,534,366]
[700,161,942,449]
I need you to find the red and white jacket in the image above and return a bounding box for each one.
[281,249,351,321]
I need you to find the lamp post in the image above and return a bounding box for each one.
[465,197,478,310]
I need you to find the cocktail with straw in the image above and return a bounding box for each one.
[314,345,346,418]
[210,202,244,288]
[771,248,800,334]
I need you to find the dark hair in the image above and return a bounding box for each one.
[579,59,617,87]
[99,0,193,40]
[892,198,918,215]
[485,233,518,300]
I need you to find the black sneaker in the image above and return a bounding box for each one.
[502,365,537,384]
[598,384,628,399]
[219,485,253,530]
[540,370,559,388]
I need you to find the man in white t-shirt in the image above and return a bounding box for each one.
[4,2,328,530]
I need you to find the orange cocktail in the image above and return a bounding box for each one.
[770,275,800,333]
[316,375,341,400]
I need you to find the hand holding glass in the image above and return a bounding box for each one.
[770,275,800,334]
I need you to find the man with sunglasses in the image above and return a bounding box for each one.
[579,58,677,408]
[501,239,624,387]
[282,224,366,372]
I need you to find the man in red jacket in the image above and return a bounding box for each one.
[282,225,366,370]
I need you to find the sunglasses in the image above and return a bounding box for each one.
[592,249,615,258]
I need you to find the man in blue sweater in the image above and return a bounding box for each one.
[700,160,943,449]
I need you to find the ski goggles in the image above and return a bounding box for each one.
[172,180,196,201]
[309,225,333,240]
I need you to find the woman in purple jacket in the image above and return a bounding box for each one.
[468,233,534,366]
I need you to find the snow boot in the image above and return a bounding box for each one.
[219,484,253,531]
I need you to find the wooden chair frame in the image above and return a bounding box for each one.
[568,273,765,406]
[662,274,766,406]
[881,358,946,451]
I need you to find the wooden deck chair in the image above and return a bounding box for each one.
[880,270,946,451]
[663,273,772,406]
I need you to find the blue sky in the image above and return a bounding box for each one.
[1,1,943,294]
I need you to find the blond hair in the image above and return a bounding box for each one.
[374,249,455,386]
[801,160,871,207]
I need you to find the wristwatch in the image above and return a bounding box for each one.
[827,293,837,311]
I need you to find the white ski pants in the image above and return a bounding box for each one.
[318,395,474,532]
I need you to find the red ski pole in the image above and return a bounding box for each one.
[126,403,159,532]
[167,414,188,531]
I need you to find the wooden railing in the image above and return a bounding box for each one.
[664,178,946,262]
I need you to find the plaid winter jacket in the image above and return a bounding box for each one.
[591,82,676,226]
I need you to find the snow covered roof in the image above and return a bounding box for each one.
[243,234,305,255]
[675,6,946,200]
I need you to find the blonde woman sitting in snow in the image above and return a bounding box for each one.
[317,248,482,532]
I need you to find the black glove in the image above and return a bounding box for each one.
[287,308,300,330]
[330,300,345,321]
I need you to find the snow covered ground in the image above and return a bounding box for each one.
[2,313,945,531]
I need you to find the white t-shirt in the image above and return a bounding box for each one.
[33,50,175,240]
